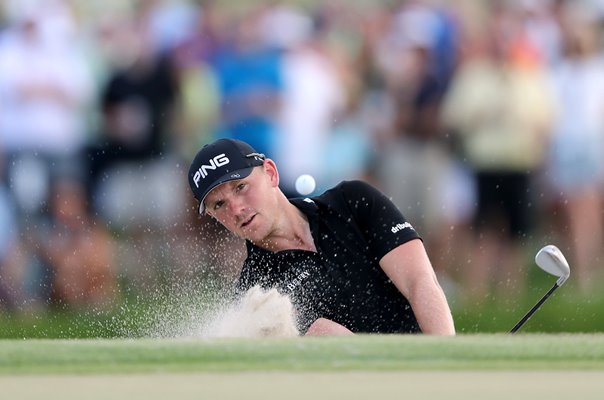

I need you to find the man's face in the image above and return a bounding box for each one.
[204,163,279,242]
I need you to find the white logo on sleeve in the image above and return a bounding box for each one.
[391,222,414,233]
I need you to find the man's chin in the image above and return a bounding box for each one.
[238,228,264,243]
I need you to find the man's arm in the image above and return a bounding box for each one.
[380,239,455,335]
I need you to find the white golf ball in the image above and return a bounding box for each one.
[295,174,316,195]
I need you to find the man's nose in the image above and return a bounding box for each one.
[228,196,246,218]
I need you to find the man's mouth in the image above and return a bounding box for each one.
[240,214,256,229]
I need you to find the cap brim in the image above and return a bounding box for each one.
[198,166,255,214]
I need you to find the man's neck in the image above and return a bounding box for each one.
[254,199,316,253]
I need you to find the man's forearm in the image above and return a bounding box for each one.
[379,240,456,335]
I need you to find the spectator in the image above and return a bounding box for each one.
[39,177,118,309]
[368,3,466,284]
[0,0,93,217]
[0,148,26,310]
[85,12,180,226]
[211,8,283,158]
[0,0,94,311]
[441,13,555,301]
[543,3,604,292]
[170,0,223,159]
[268,5,347,195]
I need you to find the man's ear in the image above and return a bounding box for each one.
[263,159,280,187]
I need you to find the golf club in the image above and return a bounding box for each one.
[510,245,571,333]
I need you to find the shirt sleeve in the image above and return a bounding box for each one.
[335,180,421,261]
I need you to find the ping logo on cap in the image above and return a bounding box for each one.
[192,153,230,188]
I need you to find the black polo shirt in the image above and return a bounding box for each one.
[236,180,422,334]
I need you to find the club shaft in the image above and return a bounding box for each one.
[510,283,560,333]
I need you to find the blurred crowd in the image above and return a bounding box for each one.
[1,0,604,314]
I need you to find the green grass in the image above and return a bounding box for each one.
[453,289,604,333]
[2,283,602,339]
[1,334,604,375]
[2,259,603,339]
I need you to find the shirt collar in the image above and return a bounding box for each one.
[290,196,319,217]
[246,196,320,256]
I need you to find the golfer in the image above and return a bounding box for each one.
[188,138,455,336]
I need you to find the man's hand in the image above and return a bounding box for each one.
[305,318,354,336]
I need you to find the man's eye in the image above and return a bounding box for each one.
[213,201,224,210]
[236,183,246,192]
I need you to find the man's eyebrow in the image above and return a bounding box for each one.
[208,181,238,203]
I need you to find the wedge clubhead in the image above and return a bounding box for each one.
[510,245,571,333]
[535,245,571,286]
